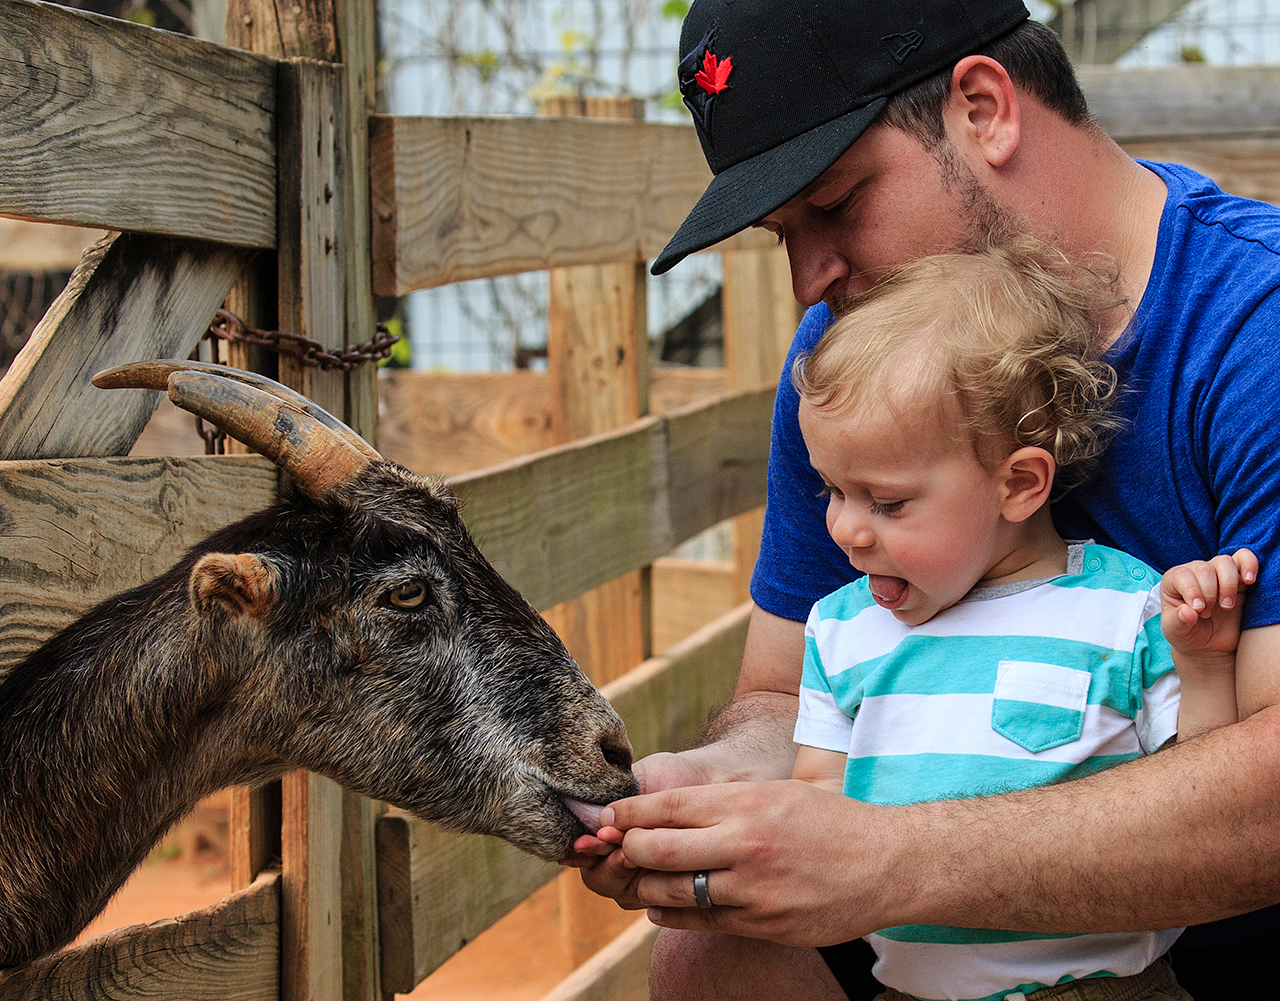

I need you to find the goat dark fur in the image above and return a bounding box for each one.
[0,461,637,969]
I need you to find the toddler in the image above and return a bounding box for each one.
[791,236,1254,1001]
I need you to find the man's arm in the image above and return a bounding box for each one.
[602,623,1280,943]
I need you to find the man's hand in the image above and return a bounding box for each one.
[559,751,727,908]
[596,779,899,946]
[564,606,809,905]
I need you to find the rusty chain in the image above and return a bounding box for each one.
[202,308,399,372]
[189,308,400,454]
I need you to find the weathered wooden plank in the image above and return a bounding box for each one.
[455,388,770,612]
[379,370,556,476]
[275,57,347,420]
[368,115,775,295]
[607,601,749,761]
[1,390,769,668]
[1080,65,1280,141]
[542,95,653,963]
[537,917,659,1001]
[0,871,281,1001]
[652,557,737,653]
[375,810,562,994]
[0,454,278,673]
[377,367,730,479]
[0,231,252,460]
[375,601,748,994]
[664,387,773,547]
[452,417,668,613]
[0,0,276,246]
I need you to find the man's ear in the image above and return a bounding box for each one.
[190,553,277,619]
[945,55,1021,169]
[998,447,1055,523]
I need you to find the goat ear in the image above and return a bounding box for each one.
[191,553,277,619]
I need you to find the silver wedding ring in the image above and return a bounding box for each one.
[692,870,713,909]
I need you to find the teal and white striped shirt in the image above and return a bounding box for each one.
[796,543,1182,1001]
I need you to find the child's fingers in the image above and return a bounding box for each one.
[1232,547,1259,585]
[1163,563,1211,616]
[1207,553,1245,609]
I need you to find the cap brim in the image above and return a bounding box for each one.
[651,97,888,276]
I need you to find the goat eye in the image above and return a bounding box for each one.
[385,582,428,609]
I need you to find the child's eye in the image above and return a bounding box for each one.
[817,483,843,500]
[870,499,906,516]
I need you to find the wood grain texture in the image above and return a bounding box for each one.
[537,917,659,1001]
[378,370,556,476]
[0,0,275,246]
[0,231,252,460]
[275,57,348,420]
[376,367,729,478]
[375,809,561,993]
[1080,64,1280,141]
[605,601,749,761]
[449,388,771,612]
[652,557,737,653]
[1,391,767,670]
[375,602,747,994]
[0,872,281,1001]
[0,454,278,673]
[663,388,773,546]
[368,115,774,295]
[453,416,666,612]
[280,769,344,1001]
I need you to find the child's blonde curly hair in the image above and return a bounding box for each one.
[792,234,1126,486]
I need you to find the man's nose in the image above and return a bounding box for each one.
[785,229,849,309]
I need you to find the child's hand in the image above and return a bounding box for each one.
[1161,548,1258,660]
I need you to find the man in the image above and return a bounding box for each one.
[567,1,1280,998]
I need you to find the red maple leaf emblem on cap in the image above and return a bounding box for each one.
[695,50,732,95]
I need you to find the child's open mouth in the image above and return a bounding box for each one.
[869,574,909,610]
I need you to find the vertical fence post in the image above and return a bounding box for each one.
[541,94,655,971]
[721,245,801,599]
[222,0,380,998]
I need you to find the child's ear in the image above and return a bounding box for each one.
[998,447,1056,523]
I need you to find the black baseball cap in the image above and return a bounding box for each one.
[651,0,1031,275]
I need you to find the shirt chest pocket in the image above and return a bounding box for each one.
[991,660,1091,753]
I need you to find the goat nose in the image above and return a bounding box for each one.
[599,729,633,772]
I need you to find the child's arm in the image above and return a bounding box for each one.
[792,744,847,794]
[1161,548,1258,739]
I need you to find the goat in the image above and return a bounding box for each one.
[0,361,637,970]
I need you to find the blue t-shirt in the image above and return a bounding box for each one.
[752,161,1280,946]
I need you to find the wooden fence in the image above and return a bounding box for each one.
[3,0,1280,994]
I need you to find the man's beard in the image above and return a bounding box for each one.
[931,136,1025,250]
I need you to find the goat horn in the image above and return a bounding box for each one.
[93,360,382,461]
[93,365,374,498]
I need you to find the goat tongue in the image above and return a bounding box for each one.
[563,797,604,834]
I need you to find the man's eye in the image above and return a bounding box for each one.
[384,582,428,609]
